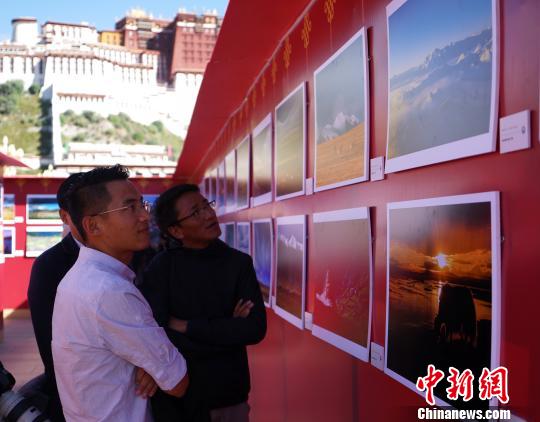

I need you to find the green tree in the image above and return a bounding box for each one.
[28,83,41,95]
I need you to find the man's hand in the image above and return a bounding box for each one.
[135,367,158,399]
[169,317,188,333]
[233,299,254,318]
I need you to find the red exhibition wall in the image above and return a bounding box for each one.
[1,176,175,311]
[183,0,539,421]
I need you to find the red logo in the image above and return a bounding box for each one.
[479,367,509,404]
[446,367,474,402]
[416,364,445,406]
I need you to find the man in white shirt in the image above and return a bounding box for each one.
[52,165,189,421]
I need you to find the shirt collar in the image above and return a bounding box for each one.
[77,245,135,282]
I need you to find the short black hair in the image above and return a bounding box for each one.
[57,172,84,212]
[69,165,130,241]
[154,184,199,237]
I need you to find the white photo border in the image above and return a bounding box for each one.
[274,83,307,202]
[384,191,501,408]
[384,0,499,174]
[253,218,274,308]
[25,225,63,257]
[314,27,370,192]
[235,221,251,255]
[311,207,373,361]
[235,135,251,211]
[26,194,62,225]
[274,215,306,329]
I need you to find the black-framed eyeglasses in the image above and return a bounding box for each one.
[172,200,216,226]
[92,199,152,217]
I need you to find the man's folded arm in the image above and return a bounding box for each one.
[177,257,267,346]
[96,288,189,396]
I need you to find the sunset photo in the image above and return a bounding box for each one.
[385,192,500,408]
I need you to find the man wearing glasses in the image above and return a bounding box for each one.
[52,165,189,421]
[142,184,266,422]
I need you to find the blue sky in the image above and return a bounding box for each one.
[388,0,492,77]
[0,0,229,41]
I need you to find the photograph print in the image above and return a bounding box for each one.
[217,161,226,215]
[3,227,15,257]
[26,226,63,257]
[275,215,306,328]
[275,83,306,201]
[224,222,236,249]
[311,208,372,361]
[143,195,160,249]
[27,194,62,224]
[235,222,251,255]
[385,0,498,173]
[385,191,501,408]
[225,151,236,213]
[3,194,15,222]
[314,28,370,191]
[252,114,272,206]
[253,219,273,307]
[236,136,250,210]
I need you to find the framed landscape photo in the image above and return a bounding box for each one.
[385,191,501,408]
[311,208,372,361]
[225,151,236,213]
[253,219,274,307]
[3,227,15,257]
[26,195,62,224]
[224,222,236,249]
[385,0,499,173]
[143,195,160,249]
[314,28,370,191]
[275,215,306,329]
[275,83,306,201]
[235,222,251,255]
[26,226,63,257]
[236,136,250,210]
[209,168,217,203]
[3,194,15,223]
[252,114,273,206]
[217,161,226,215]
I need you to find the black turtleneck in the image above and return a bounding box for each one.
[141,239,266,412]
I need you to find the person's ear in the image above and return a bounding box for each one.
[82,215,101,238]
[168,224,184,240]
[59,209,69,225]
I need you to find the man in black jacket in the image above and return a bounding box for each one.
[142,184,267,422]
[27,173,83,421]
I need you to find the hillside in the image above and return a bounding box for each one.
[0,80,52,158]
[60,111,183,160]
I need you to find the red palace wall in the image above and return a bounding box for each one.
[185,0,539,420]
